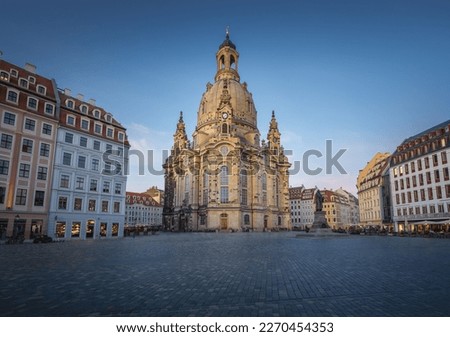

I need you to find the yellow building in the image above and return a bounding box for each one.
[163,33,291,231]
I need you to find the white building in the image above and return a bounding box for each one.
[389,120,450,233]
[289,186,318,229]
[48,90,129,239]
[125,191,163,229]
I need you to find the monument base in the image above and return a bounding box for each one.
[295,210,346,237]
[310,211,330,231]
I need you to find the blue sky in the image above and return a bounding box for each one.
[2,0,450,195]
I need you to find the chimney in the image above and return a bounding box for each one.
[25,63,37,74]
[88,98,96,106]
[77,93,84,101]
[64,88,71,96]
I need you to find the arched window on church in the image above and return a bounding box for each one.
[262,172,267,206]
[184,175,190,204]
[220,55,225,69]
[203,171,209,205]
[220,166,229,203]
[222,123,228,134]
[241,169,248,205]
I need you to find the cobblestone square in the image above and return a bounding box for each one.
[1,232,449,316]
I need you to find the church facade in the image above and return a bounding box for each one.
[163,33,291,231]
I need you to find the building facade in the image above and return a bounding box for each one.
[125,191,163,229]
[163,33,291,231]
[322,188,359,229]
[389,120,450,233]
[356,152,392,227]
[0,60,59,240]
[48,90,130,240]
[289,186,317,229]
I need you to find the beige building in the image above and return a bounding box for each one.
[322,188,359,229]
[0,60,58,240]
[163,33,291,231]
[356,152,392,227]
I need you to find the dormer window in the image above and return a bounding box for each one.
[66,99,75,109]
[36,85,46,95]
[10,69,18,78]
[80,104,88,114]
[93,109,101,119]
[6,89,19,103]
[28,76,36,84]
[105,113,112,123]
[19,78,29,89]
[27,97,38,110]
[0,71,9,81]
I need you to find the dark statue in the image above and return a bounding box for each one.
[315,189,324,212]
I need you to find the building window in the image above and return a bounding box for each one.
[114,202,120,213]
[77,156,86,169]
[6,90,18,103]
[0,71,9,81]
[66,100,74,109]
[44,103,54,115]
[60,174,70,189]
[424,157,430,169]
[80,105,88,114]
[442,151,448,165]
[433,154,439,167]
[107,128,114,138]
[19,163,30,178]
[436,186,442,199]
[24,118,36,131]
[91,158,99,171]
[203,172,209,205]
[37,166,47,180]
[27,97,38,110]
[65,132,74,143]
[0,134,13,149]
[37,85,46,95]
[0,186,5,204]
[34,191,45,206]
[220,165,229,203]
[94,124,102,134]
[103,181,110,193]
[22,139,33,153]
[115,183,122,195]
[15,188,27,205]
[93,140,101,151]
[74,198,82,211]
[444,167,449,181]
[88,199,96,211]
[428,188,434,200]
[75,177,84,190]
[241,169,248,205]
[81,119,89,130]
[94,109,100,118]
[90,179,98,192]
[80,136,88,147]
[19,78,28,88]
[0,160,10,175]
[102,200,109,212]
[3,112,16,125]
[42,123,52,135]
[118,132,124,141]
[62,152,72,166]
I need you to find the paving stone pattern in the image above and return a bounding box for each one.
[1,233,449,316]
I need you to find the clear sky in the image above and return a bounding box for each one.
[3,0,450,195]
